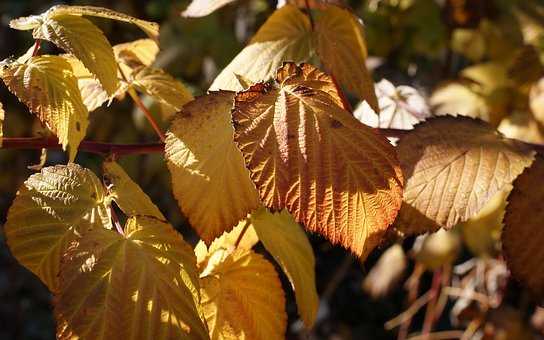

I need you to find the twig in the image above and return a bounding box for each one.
[386,291,432,330]
[31,40,41,57]
[406,330,464,340]
[0,137,164,157]
[304,0,315,30]
[234,219,251,248]
[110,206,124,235]
[422,268,443,338]
[127,88,166,142]
[397,263,425,339]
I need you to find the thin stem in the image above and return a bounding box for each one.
[31,40,41,57]
[110,206,124,235]
[421,268,443,338]
[304,0,315,30]
[127,88,166,142]
[234,219,251,248]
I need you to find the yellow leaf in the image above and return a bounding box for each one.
[250,208,318,328]
[194,220,258,265]
[0,100,4,147]
[395,116,535,236]
[113,39,159,67]
[232,63,403,258]
[182,0,237,17]
[102,161,164,219]
[362,244,407,299]
[414,229,461,270]
[199,247,286,340]
[502,157,544,298]
[498,110,544,144]
[0,55,89,162]
[31,14,119,96]
[461,62,510,95]
[64,55,111,112]
[131,66,193,114]
[209,5,312,91]
[530,78,544,126]
[4,164,111,291]
[314,5,379,112]
[11,5,159,41]
[165,92,260,244]
[55,216,208,340]
[430,82,489,121]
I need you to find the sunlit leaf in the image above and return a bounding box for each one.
[182,0,237,17]
[530,78,544,126]
[250,208,318,327]
[502,157,544,299]
[395,116,534,236]
[131,67,193,115]
[362,244,406,299]
[314,5,379,111]
[460,62,510,95]
[4,164,111,291]
[498,110,544,144]
[414,229,461,270]
[55,216,208,340]
[64,55,111,112]
[102,161,164,219]
[232,63,403,257]
[199,247,286,340]
[0,55,89,161]
[430,82,489,121]
[113,39,159,67]
[165,92,260,244]
[210,5,312,92]
[0,100,4,147]
[11,5,159,41]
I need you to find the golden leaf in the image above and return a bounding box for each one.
[232,62,403,258]
[250,208,318,327]
[165,92,260,244]
[209,5,312,91]
[199,247,286,340]
[0,56,89,161]
[4,164,111,291]
[395,116,534,236]
[103,161,164,219]
[430,82,489,121]
[114,38,160,78]
[64,55,111,112]
[131,66,193,114]
[55,216,208,340]
[182,0,237,17]
[502,157,544,298]
[314,5,378,112]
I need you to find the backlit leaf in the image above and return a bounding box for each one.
[250,208,318,328]
[0,100,4,147]
[362,244,407,299]
[131,67,193,114]
[182,0,237,17]
[103,161,164,219]
[30,14,119,96]
[64,55,111,112]
[4,164,111,291]
[430,82,488,121]
[314,5,378,112]
[199,247,286,340]
[502,157,544,298]
[0,55,89,161]
[395,116,534,236]
[232,62,403,257]
[114,39,160,78]
[165,92,260,244]
[55,216,208,340]
[11,5,159,41]
[210,5,312,92]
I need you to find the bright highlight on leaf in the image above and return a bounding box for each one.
[165,92,260,244]
[209,4,312,92]
[4,164,111,291]
[199,247,286,340]
[103,161,164,219]
[502,157,544,298]
[395,116,535,236]
[250,208,319,328]
[314,5,379,112]
[55,216,208,340]
[114,38,160,77]
[233,62,403,258]
[0,55,89,161]
[182,0,237,17]
[0,100,4,147]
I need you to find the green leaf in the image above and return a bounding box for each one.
[55,216,209,340]
[250,208,319,328]
[0,55,89,161]
[4,164,111,291]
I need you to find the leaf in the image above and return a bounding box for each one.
[165,92,260,243]
[395,116,535,236]
[250,208,319,328]
[64,55,111,112]
[362,244,407,299]
[102,161,164,219]
[502,157,544,298]
[232,62,403,257]
[131,67,193,113]
[209,5,312,92]
[354,79,431,130]
[55,216,208,340]
[314,5,379,112]
[530,78,544,126]
[11,5,160,41]
[199,247,286,340]
[113,39,159,67]
[0,55,89,162]
[30,14,119,96]
[4,164,111,291]
[182,0,237,17]
[430,82,489,121]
